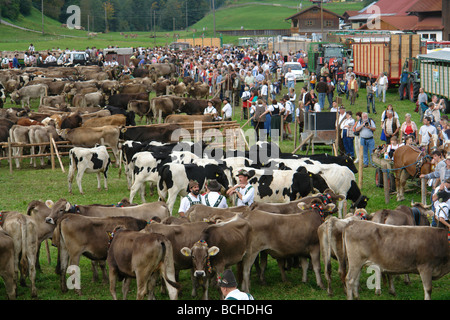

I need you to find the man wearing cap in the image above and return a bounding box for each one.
[178,180,202,217]
[226,169,255,206]
[202,179,228,208]
[221,98,232,121]
[218,269,254,300]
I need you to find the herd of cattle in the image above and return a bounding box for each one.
[0,64,449,301]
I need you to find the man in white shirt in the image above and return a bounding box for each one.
[226,169,255,206]
[218,269,254,300]
[284,68,296,89]
[204,100,218,119]
[418,116,437,146]
[221,98,232,121]
[202,179,228,208]
[377,72,388,103]
[178,180,202,217]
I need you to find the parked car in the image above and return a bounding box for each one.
[282,62,306,81]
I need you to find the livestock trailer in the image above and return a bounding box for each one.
[417,49,450,112]
[351,34,426,86]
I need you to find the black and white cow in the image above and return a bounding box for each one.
[267,158,368,217]
[230,167,328,203]
[68,145,111,194]
[157,163,231,214]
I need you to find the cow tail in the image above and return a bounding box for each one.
[19,216,29,278]
[69,149,77,171]
[159,238,181,291]
[326,219,333,273]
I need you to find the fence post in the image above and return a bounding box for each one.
[421,178,427,205]
[382,164,389,204]
[49,134,55,171]
[8,137,12,173]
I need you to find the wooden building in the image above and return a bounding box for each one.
[285,5,344,36]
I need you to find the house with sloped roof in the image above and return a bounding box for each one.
[344,0,449,41]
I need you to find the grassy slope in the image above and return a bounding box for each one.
[0,1,367,51]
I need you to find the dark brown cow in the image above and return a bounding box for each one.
[106,93,149,109]
[343,220,450,300]
[52,214,147,294]
[119,124,181,143]
[151,78,171,96]
[181,215,252,300]
[107,228,180,300]
[180,97,222,115]
[0,228,16,300]
[127,100,151,124]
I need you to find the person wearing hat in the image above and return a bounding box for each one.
[431,178,450,229]
[218,269,254,300]
[226,169,254,207]
[221,98,232,121]
[202,179,228,208]
[204,100,218,119]
[178,180,202,217]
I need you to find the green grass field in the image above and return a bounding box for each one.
[0,77,449,301]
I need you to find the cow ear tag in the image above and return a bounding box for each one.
[45,200,54,208]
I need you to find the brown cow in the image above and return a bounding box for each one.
[0,211,38,297]
[52,214,147,294]
[343,220,450,300]
[239,199,336,293]
[150,96,179,122]
[144,221,211,298]
[248,190,345,215]
[186,204,248,223]
[187,82,209,99]
[180,215,252,300]
[45,198,169,226]
[107,228,180,300]
[81,114,126,128]
[0,227,16,300]
[60,125,121,165]
[317,209,369,296]
[151,78,171,96]
[167,82,187,97]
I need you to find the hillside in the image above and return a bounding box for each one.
[0,1,365,51]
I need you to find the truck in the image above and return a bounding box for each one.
[410,49,450,112]
[351,33,426,87]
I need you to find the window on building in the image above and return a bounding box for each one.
[293,19,298,28]
[305,20,314,26]
[325,20,333,27]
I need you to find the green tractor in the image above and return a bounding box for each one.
[307,42,348,77]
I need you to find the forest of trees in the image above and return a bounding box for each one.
[0,0,229,32]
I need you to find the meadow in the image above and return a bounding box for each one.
[0,77,449,301]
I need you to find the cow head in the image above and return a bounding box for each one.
[297,198,336,220]
[181,240,219,278]
[10,90,20,104]
[45,199,73,225]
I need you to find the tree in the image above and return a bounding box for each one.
[102,0,114,32]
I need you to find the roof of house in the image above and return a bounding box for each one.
[412,16,444,31]
[407,0,442,13]
[349,0,422,20]
[358,15,418,31]
[285,5,345,21]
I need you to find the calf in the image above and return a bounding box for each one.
[68,145,111,194]
[0,228,16,300]
[10,84,48,107]
[127,100,151,124]
[51,214,147,294]
[343,220,450,300]
[107,228,180,300]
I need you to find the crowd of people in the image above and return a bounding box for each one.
[2,42,449,234]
